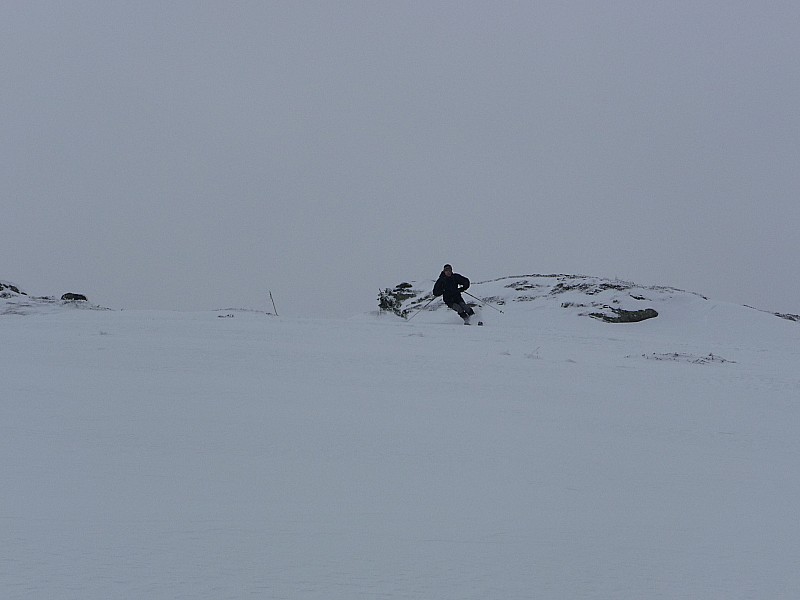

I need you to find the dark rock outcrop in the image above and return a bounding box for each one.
[0,282,25,296]
[378,283,425,318]
[590,307,659,323]
[61,293,88,302]
[774,312,800,322]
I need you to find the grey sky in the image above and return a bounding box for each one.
[4,2,798,316]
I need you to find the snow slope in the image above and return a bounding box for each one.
[2,278,799,599]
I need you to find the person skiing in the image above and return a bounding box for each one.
[433,264,476,324]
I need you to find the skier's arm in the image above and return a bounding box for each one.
[432,278,443,297]
[457,275,470,292]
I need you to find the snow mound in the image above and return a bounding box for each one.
[381,273,708,323]
[0,280,107,316]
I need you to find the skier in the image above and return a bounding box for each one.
[433,264,476,324]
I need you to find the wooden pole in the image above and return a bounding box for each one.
[269,291,278,316]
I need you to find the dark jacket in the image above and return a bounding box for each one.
[433,271,470,304]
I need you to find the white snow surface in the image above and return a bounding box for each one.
[2,276,799,599]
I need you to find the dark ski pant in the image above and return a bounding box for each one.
[447,300,474,320]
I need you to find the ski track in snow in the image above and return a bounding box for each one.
[1,296,799,599]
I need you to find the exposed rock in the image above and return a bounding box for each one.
[61,293,88,301]
[774,312,800,322]
[0,281,26,297]
[589,307,659,323]
[744,305,800,324]
[378,283,426,318]
[633,352,735,365]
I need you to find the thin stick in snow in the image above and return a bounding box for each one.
[269,291,278,316]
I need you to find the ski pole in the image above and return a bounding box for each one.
[464,291,504,314]
[406,296,436,320]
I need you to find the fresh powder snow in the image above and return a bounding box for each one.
[2,276,799,599]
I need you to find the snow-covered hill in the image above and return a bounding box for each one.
[2,276,799,599]
[380,273,798,326]
[1,280,107,316]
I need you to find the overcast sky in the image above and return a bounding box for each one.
[4,1,798,317]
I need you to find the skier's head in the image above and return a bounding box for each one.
[443,264,453,276]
